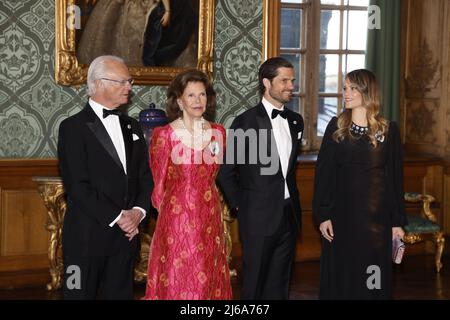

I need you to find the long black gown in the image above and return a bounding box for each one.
[313,117,408,299]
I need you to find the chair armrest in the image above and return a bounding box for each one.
[404,192,437,223]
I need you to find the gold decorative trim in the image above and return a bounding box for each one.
[404,193,437,222]
[55,0,215,85]
[403,231,445,273]
[134,228,152,283]
[33,177,66,290]
[220,192,237,277]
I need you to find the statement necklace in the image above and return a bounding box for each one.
[350,122,368,136]
[350,122,385,143]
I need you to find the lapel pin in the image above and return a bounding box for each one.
[127,124,131,129]
[293,120,297,125]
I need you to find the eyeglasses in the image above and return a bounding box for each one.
[100,78,134,86]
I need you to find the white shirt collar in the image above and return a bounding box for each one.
[262,97,285,119]
[89,98,116,120]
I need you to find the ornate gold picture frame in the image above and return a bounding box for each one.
[55,0,215,86]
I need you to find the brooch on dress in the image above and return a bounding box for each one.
[208,139,220,156]
[375,131,385,143]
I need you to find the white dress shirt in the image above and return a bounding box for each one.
[89,99,146,227]
[89,98,127,174]
[262,97,292,199]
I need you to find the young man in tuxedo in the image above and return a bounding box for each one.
[218,57,304,299]
[58,55,153,299]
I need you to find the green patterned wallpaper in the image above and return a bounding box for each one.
[0,0,263,158]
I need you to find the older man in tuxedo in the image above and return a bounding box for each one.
[218,57,304,299]
[58,55,153,299]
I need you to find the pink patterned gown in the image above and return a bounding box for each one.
[143,123,232,300]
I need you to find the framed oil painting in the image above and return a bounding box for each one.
[55,0,215,85]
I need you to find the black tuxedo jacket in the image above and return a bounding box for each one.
[218,103,304,236]
[57,104,153,256]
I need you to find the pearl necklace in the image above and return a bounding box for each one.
[177,117,219,154]
[178,117,207,138]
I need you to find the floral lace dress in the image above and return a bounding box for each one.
[143,123,232,300]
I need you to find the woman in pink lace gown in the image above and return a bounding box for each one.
[142,70,232,300]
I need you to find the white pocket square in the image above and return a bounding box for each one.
[298,131,303,140]
[132,133,140,141]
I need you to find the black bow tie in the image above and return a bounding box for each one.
[103,108,121,118]
[271,108,287,119]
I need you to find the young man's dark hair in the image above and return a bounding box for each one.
[258,57,294,95]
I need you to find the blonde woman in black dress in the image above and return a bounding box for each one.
[313,69,407,299]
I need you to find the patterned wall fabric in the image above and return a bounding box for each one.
[0,0,263,158]
[214,0,263,128]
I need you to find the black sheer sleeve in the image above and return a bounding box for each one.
[313,117,338,225]
[386,122,408,227]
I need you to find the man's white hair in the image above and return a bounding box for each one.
[87,55,125,96]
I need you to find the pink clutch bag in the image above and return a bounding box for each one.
[392,237,405,264]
